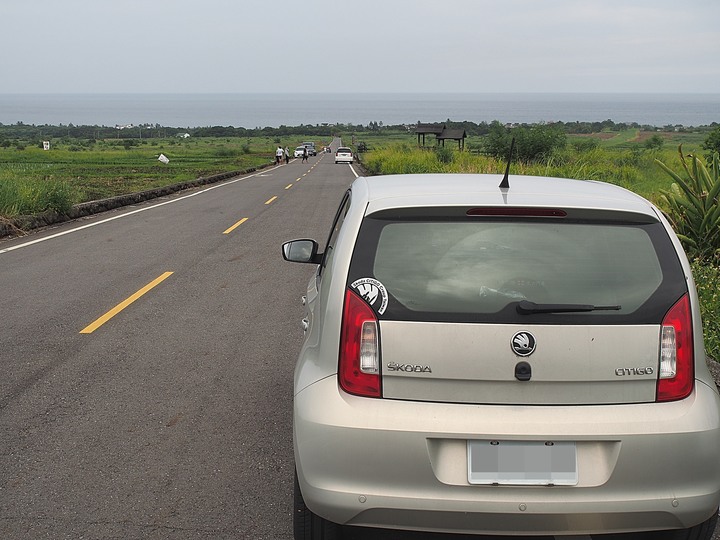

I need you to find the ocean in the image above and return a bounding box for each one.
[1,93,719,129]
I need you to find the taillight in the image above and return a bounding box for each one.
[657,294,694,402]
[339,289,381,398]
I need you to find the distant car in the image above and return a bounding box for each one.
[302,142,317,156]
[294,146,306,158]
[282,173,720,539]
[335,147,353,164]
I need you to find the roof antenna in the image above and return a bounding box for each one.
[499,137,515,189]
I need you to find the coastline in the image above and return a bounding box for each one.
[1,92,719,129]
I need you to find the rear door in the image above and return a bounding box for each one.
[346,208,687,405]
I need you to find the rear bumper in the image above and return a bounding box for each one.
[294,377,720,536]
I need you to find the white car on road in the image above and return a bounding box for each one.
[334,147,353,164]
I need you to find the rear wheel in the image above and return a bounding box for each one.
[294,470,342,540]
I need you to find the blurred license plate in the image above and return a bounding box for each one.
[468,440,577,486]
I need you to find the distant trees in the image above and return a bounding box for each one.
[0,119,717,149]
[484,122,567,162]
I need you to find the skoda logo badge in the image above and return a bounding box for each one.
[511,332,536,357]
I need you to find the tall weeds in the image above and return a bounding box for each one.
[0,175,74,217]
[361,144,667,200]
[692,260,720,360]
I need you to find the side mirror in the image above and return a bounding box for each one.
[282,239,322,264]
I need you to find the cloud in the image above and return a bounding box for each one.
[0,0,718,93]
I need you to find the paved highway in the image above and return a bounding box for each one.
[0,141,355,539]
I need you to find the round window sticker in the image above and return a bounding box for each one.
[351,278,388,315]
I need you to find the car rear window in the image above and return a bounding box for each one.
[347,215,686,324]
[338,148,351,153]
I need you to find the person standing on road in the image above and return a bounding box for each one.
[275,146,283,165]
[284,146,290,164]
[302,146,308,163]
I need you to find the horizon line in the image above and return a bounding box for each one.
[2,91,720,96]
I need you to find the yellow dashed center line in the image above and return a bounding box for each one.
[285,184,293,190]
[80,271,174,334]
[265,196,277,205]
[223,217,248,235]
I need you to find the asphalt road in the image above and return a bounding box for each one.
[1,143,718,540]
[0,142,355,539]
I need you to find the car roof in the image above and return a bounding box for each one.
[355,174,660,220]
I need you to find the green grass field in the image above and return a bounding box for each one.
[0,135,329,217]
[344,128,707,203]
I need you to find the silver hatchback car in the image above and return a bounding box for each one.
[282,174,720,539]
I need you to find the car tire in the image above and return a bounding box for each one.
[294,470,342,540]
[665,511,718,540]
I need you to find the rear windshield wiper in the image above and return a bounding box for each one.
[517,300,621,314]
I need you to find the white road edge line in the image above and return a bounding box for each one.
[0,167,278,255]
[349,164,360,178]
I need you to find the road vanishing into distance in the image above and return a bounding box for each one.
[2,140,718,540]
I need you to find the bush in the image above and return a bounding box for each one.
[691,259,720,361]
[0,178,74,217]
[703,126,720,163]
[435,146,454,164]
[484,122,566,163]
[657,148,720,260]
[214,147,239,158]
[644,134,664,151]
[571,138,600,152]
[362,145,442,175]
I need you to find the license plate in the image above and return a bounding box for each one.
[468,440,577,486]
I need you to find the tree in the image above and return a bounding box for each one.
[703,126,720,163]
[644,134,664,151]
[483,122,511,160]
[484,122,566,162]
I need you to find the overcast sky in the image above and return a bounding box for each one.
[1,0,718,94]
